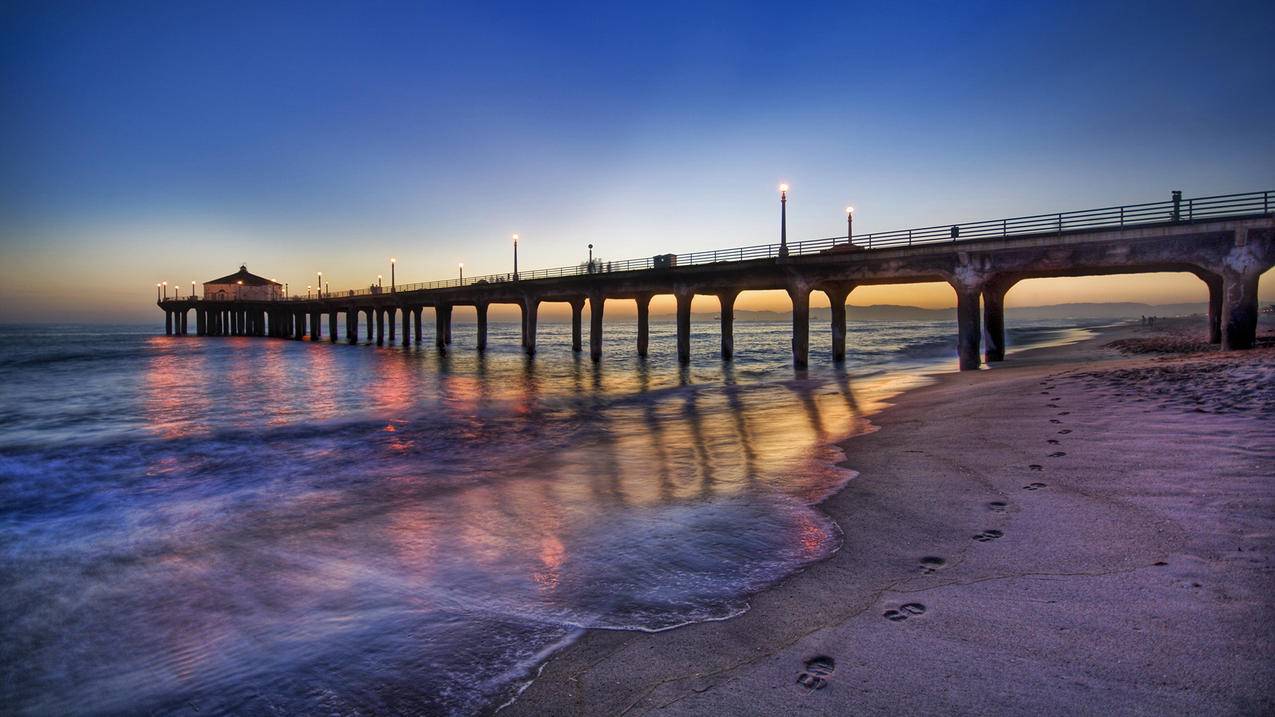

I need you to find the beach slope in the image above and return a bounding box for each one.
[506,324,1275,715]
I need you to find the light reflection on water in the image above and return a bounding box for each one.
[0,319,1087,715]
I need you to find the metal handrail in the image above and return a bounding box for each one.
[163,190,1272,303]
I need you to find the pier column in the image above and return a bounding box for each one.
[445,309,452,345]
[570,298,585,353]
[364,309,373,342]
[179,311,188,335]
[675,289,693,364]
[196,309,205,336]
[375,309,385,345]
[1221,269,1262,350]
[982,276,1015,363]
[1203,272,1223,344]
[522,298,539,355]
[476,303,488,351]
[788,283,810,368]
[413,307,423,344]
[825,283,854,363]
[952,282,983,370]
[719,290,738,361]
[636,293,652,357]
[1218,230,1270,351]
[435,305,451,349]
[589,293,605,362]
[401,307,410,346]
[346,310,357,344]
[296,311,306,340]
[165,310,173,335]
[328,311,338,343]
[387,307,396,343]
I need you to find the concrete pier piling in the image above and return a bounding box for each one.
[636,294,652,358]
[589,293,604,362]
[570,298,584,353]
[675,290,693,364]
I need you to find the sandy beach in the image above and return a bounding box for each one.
[507,319,1275,716]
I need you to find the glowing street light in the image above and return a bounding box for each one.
[191,280,196,299]
[156,283,161,301]
[778,183,789,258]
[846,206,855,244]
[390,258,396,292]
[317,271,322,298]
[162,281,168,299]
[307,285,312,299]
[377,274,383,290]
[512,234,519,281]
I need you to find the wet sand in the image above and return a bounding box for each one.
[505,320,1275,715]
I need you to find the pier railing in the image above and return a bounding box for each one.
[173,190,1274,302]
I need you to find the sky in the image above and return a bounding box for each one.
[2,0,1273,323]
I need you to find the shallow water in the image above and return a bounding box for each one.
[0,318,1094,715]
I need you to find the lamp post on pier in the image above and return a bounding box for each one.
[156,283,161,301]
[459,262,464,283]
[317,272,322,298]
[192,281,196,299]
[162,281,168,299]
[377,275,382,291]
[307,285,312,299]
[846,206,855,245]
[513,234,519,281]
[779,184,789,257]
[390,258,396,292]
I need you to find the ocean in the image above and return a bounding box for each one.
[0,317,1096,715]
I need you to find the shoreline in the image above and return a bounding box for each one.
[504,320,1275,715]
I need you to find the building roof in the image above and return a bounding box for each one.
[204,265,280,287]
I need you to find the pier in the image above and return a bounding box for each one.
[158,190,1275,370]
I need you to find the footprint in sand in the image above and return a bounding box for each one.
[1028,464,1044,471]
[1048,452,1066,458]
[1050,419,1062,424]
[919,556,947,574]
[987,501,1009,512]
[1058,429,1072,434]
[1022,482,1047,490]
[796,655,836,690]
[1057,411,1070,416]
[883,603,928,622]
[1047,439,1060,445]
[973,529,1004,542]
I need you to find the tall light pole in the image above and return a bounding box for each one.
[163,281,168,299]
[778,183,789,257]
[390,258,396,292]
[192,281,196,299]
[845,206,855,245]
[513,234,519,281]
[317,272,322,298]
[377,275,382,290]
[308,285,312,299]
[459,262,464,283]
[156,283,161,301]
[588,243,594,273]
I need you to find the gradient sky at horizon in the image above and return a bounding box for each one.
[2,0,1273,323]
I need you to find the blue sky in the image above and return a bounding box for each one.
[2,0,1273,321]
